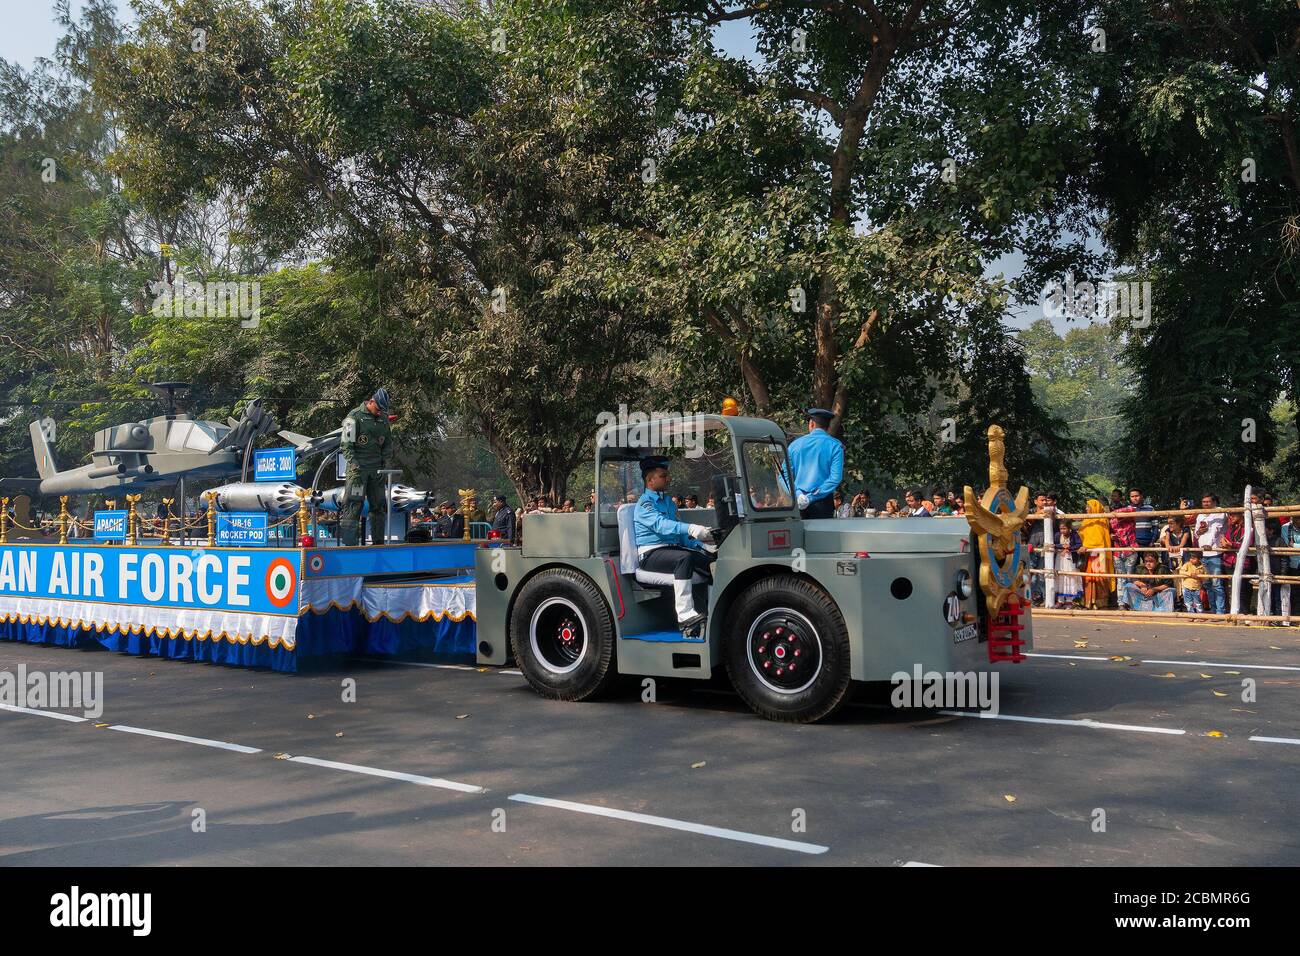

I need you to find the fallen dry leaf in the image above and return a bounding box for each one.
[1200,673,1213,679]
[307,714,316,719]
[273,752,289,760]
[1121,639,1137,644]
[691,761,706,769]
[1003,795,1017,803]
[335,732,345,737]
[1212,690,1228,697]
[455,714,469,720]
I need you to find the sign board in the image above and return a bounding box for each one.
[93,510,128,542]
[216,511,269,547]
[0,544,300,615]
[252,446,297,482]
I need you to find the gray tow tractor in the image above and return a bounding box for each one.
[474,410,1031,722]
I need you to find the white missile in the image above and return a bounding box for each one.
[316,484,431,512]
[207,481,303,516]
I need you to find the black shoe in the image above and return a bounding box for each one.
[678,612,706,633]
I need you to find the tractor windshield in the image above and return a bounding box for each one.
[596,421,738,526]
[742,439,795,511]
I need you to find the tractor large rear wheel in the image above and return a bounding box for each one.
[724,574,852,723]
[510,568,618,701]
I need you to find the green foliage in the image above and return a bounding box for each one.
[1091,0,1300,503]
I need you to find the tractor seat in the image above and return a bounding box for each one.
[616,503,708,588]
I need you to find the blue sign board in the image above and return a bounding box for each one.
[0,544,300,615]
[92,510,128,542]
[216,511,269,547]
[253,446,297,482]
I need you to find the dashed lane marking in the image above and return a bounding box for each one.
[109,724,262,753]
[0,703,87,723]
[286,755,485,793]
[508,793,829,855]
[939,710,1186,735]
[1028,653,1300,672]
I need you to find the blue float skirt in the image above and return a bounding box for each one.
[0,578,477,673]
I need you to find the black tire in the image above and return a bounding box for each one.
[724,574,852,723]
[510,568,618,702]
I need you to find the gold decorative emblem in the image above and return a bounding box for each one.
[963,425,1029,616]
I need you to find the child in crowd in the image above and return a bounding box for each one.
[1178,552,1205,614]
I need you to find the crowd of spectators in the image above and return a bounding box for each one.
[1025,486,1298,621]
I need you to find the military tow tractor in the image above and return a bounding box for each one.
[474,411,1032,723]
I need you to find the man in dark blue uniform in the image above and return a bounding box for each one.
[633,455,717,630]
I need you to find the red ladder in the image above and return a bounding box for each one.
[987,596,1027,663]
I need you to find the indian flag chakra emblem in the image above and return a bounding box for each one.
[265,557,297,608]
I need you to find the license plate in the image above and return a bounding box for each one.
[952,622,979,644]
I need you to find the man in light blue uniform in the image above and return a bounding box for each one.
[786,407,844,520]
[634,455,717,630]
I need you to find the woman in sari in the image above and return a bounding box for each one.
[1079,499,1115,609]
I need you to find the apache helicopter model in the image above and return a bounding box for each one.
[11,383,285,497]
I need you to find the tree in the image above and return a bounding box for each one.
[555,0,1099,486]
[1017,317,1132,483]
[99,0,669,501]
[1089,0,1300,502]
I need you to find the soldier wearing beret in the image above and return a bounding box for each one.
[339,388,393,546]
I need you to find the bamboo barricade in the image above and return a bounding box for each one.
[1029,485,1300,624]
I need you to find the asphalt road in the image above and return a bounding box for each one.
[3,616,1299,866]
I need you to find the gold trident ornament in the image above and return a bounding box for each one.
[963,425,1030,616]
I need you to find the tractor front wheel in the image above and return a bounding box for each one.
[724,574,852,723]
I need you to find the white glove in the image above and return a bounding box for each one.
[797,493,810,510]
[688,524,711,542]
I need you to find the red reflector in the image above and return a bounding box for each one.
[855,551,870,558]
[768,529,790,549]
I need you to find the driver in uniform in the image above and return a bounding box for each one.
[634,455,717,631]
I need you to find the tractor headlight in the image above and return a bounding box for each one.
[956,568,973,600]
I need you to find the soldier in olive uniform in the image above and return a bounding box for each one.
[339,388,394,546]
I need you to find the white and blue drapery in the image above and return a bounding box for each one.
[0,577,477,673]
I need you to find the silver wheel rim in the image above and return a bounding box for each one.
[746,606,823,694]
[530,596,588,675]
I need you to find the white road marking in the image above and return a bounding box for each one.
[508,793,829,855]
[287,755,484,793]
[939,710,1185,735]
[1249,735,1300,746]
[359,658,476,671]
[0,703,87,723]
[1029,653,1300,673]
[1140,658,1300,673]
[359,658,523,676]
[109,725,261,753]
